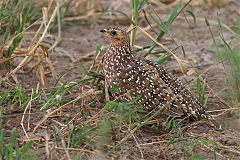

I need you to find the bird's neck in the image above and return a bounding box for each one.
[106,44,133,58]
[110,38,130,48]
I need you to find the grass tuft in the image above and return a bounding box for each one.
[0,0,37,57]
[209,17,240,106]
[0,128,33,160]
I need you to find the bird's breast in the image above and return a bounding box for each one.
[103,47,134,76]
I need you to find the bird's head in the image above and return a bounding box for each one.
[100,27,130,47]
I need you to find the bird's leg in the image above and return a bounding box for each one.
[105,80,110,101]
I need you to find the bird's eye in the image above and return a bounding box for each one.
[110,30,117,36]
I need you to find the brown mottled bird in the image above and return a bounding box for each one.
[100,26,211,120]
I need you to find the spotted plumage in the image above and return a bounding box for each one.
[100,26,211,120]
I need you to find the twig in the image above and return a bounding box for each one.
[49,1,62,51]
[45,57,58,81]
[139,140,168,146]
[130,132,144,159]
[45,132,50,158]
[55,127,71,160]
[55,147,96,154]
[21,88,39,139]
[208,107,239,113]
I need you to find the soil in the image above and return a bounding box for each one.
[1,0,240,159]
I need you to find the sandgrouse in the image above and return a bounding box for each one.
[100,26,211,120]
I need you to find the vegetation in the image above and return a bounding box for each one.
[0,0,239,159]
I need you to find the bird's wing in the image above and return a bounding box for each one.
[143,59,210,119]
[109,59,185,117]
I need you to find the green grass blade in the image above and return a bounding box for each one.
[17,141,33,160]
[148,0,192,54]
[186,10,196,25]
[0,131,3,159]
[156,54,172,64]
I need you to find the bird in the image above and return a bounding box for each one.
[100,26,212,120]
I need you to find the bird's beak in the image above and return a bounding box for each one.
[100,29,107,33]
